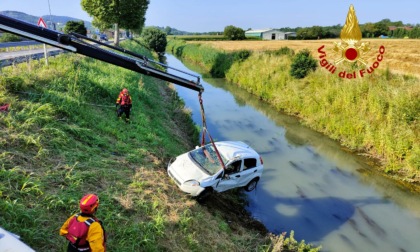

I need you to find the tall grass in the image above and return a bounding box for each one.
[167,39,251,78]
[0,40,274,251]
[227,53,419,177]
[167,39,420,183]
[189,39,420,78]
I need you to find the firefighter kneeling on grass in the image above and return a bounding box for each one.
[60,194,106,252]
[116,88,132,123]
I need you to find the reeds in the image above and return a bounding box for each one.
[228,51,419,177]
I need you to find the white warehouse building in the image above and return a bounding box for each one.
[245,29,296,40]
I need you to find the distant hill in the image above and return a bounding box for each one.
[147,26,223,36]
[147,26,192,35]
[1,11,206,36]
[0,11,38,24]
[0,11,93,31]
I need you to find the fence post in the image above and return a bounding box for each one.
[43,44,49,66]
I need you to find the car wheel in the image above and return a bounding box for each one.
[196,188,212,203]
[244,178,259,192]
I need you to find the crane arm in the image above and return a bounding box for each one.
[0,14,203,92]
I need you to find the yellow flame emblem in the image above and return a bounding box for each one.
[333,4,370,65]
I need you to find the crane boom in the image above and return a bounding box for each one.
[0,14,204,92]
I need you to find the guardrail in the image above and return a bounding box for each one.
[0,49,65,67]
[0,40,65,67]
[0,40,41,48]
[0,39,121,68]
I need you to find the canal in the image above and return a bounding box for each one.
[166,54,420,252]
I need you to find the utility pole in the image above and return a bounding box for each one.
[47,0,52,25]
[44,0,53,66]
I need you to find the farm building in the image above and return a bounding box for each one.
[245,29,296,40]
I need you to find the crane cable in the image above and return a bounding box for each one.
[198,92,226,170]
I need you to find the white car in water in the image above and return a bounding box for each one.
[167,141,264,201]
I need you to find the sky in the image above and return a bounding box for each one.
[1,0,419,32]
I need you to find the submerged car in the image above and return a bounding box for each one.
[167,141,264,200]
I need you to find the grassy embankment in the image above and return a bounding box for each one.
[167,39,419,187]
[0,40,291,251]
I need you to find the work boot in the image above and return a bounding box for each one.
[125,118,130,124]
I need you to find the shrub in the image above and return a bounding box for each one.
[224,25,246,40]
[289,49,317,79]
[0,33,22,42]
[270,47,295,57]
[142,27,167,55]
[64,21,87,36]
[233,50,251,62]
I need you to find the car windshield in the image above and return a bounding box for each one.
[189,144,227,175]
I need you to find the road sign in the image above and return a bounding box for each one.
[37,17,47,28]
[37,17,49,65]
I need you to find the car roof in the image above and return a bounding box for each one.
[214,141,259,161]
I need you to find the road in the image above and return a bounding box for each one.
[0,39,121,67]
[0,44,65,67]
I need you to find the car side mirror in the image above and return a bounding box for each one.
[195,146,199,149]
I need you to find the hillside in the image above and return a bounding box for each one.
[0,10,93,30]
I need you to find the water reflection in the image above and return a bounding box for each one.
[201,74,420,220]
[250,192,386,243]
[165,54,420,252]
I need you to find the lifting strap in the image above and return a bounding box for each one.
[198,92,226,170]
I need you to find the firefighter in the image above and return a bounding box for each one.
[115,88,132,122]
[60,194,106,252]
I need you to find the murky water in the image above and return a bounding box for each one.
[165,54,420,252]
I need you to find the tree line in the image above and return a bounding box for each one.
[161,18,420,40]
[293,19,420,39]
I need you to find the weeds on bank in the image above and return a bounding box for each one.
[167,39,251,78]
[227,54,419,176]
[268,231,321,252]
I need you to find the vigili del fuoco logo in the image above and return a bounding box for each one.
[317,4,385,79]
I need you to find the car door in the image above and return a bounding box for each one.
[238,158,259,186]
[214,160,243,192]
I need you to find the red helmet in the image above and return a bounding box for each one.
[122,88,128,94]
[79,194,99,214]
